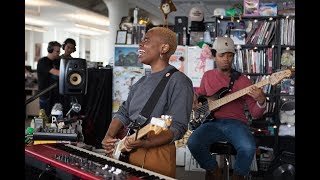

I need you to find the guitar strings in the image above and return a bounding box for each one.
[191,101,210,123]
[193,101,209,114]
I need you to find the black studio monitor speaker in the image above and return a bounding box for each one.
[59,58,87,95]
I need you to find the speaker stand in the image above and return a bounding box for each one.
[25,83,57,105]
[65,96,82,119]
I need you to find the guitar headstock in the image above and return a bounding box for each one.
[161,115,172,127]
[150,115,172,134]
[269,69,292,85]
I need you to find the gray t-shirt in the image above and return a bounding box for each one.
[114,65,194,142]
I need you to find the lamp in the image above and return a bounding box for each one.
[75,23,109,33]
[25,25,47,33]
[138,17,150,26]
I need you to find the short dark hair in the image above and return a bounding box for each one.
[62,38,76,50]
[47,41,61,53]
[211,49,216,57]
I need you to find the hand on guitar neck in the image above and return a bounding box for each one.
[247,86,266,105]
[112,115,172,161]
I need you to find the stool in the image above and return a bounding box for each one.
[209,141,237,180]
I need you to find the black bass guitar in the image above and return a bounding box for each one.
[190,69,292,128]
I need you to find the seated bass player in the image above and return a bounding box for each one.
[187,37,267,180]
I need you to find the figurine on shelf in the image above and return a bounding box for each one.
[159,0,176,27]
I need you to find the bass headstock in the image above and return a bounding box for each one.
[269,69,292,85]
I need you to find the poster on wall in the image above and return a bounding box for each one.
[132,25,146,44]
[186,46,214,87]
[114,45,142,67]
[169,45,187,73]
[34,43,42,62]
[112,66,145,112]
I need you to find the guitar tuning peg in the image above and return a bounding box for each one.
[165,119,171,127]
[163,115,172,127]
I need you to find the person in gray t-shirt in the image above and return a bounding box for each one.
[102,27,193,178]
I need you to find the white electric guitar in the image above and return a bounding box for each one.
[112,115,172,161]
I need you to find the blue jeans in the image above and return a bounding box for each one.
[187,119,256,176]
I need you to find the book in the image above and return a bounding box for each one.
[245,21,261,44]
[263,21,275,45]
[230,29,246,45]
[243,0,260,16]
[280,78,294,94]
[265,21,276,45]
[257,21,269,44]
[259,3,278,16]
[252,22,264,44]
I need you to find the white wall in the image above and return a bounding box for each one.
[25,28,111,69]
[25,30,43,69]
[25,0,131,69]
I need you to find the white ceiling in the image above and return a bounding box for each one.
[25,0,293,36]
[25,0,110,36]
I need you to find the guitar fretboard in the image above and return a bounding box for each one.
[208,78,269,110]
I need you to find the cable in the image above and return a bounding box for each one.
[38,170,45,179]
[38,164,52,180]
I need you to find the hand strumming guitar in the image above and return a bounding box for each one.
[124,129,174,151]
[101,118,124,157]
[192,93,201,111]
[124,137,147,151]
[101,135,118,157]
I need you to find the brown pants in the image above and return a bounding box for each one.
[128,131,176,178]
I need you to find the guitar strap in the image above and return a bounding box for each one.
[228,69,241,91]
[134,67,179,127]
[206,69,240,121]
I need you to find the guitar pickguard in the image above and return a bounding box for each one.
[190,87,230,128]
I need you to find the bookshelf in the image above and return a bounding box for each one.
[276,15,295,156]
[213,14,295,176]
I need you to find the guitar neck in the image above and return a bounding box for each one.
[128,124,152,140]
[118,124,152,152]
[209,78,269,110]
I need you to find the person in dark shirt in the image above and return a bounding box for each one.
[60,38,80,116]
[60,38,76,59]
[37,41,62,116]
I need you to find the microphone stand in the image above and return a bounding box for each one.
[25,82,57,105]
